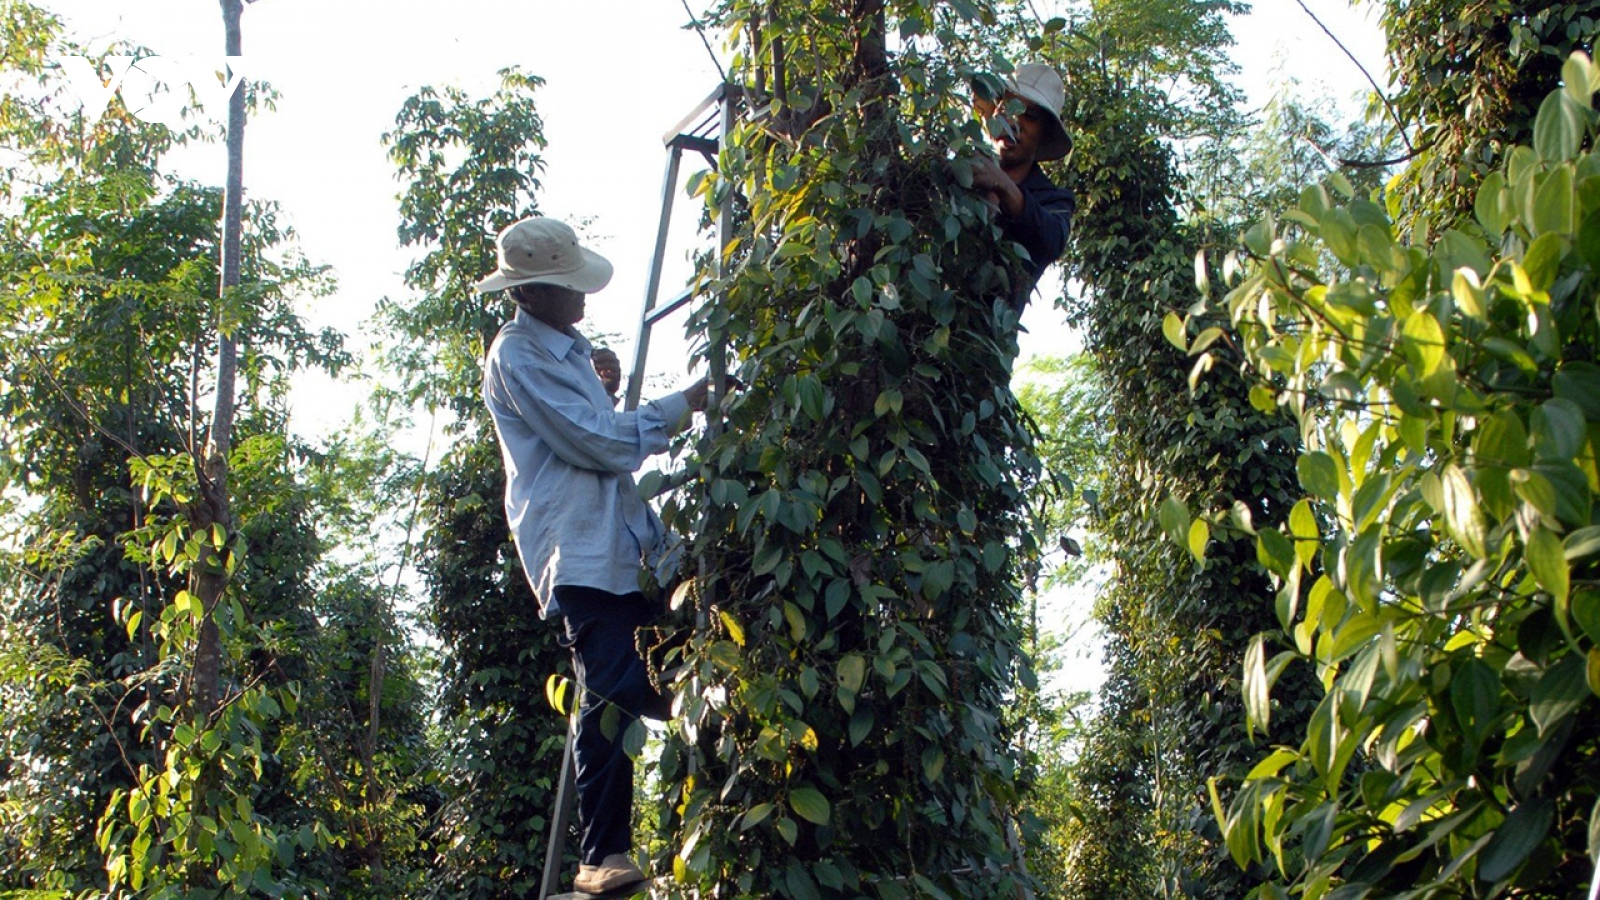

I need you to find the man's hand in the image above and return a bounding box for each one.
[683,375,744,412]
[968,155,1024,218]
[683,378,710,411]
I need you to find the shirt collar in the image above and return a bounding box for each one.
[515,307,591,360]
[1019,163,1054,189]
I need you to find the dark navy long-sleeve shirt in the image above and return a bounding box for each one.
[998,165,1075,313]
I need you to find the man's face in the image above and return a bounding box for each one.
[991,98,1046,170]
[520,284,586,328]
[592,355,621,396]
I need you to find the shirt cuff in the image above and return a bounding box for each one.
[998,187,1035,224]
[654,391,690,425]
[641,391,692,447]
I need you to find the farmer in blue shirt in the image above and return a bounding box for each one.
[476,216,712,895]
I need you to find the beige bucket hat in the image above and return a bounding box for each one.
[474,217,613,294]
[976,62,1072,161]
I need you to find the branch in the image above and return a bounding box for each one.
[1302,128,1423,170]
[680,0,728,84]
[1338,150,1422,169]
[17,343,149,462]
[1292,0,1414,155]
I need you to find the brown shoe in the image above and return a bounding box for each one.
[574,854,645,894]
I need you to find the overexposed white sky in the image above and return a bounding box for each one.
[32,0,1386,696]
[45,0,730,437]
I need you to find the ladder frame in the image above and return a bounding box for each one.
[623,83,738,413]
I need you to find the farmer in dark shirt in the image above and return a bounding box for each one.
[967,62,1076,314]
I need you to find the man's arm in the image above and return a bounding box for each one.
[970,156,1027,218]
[997,178,1074,272]
[970,158,1074,272]
[497,360,691,474]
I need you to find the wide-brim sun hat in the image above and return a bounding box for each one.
[474,216,614,294]
[974,62,1072,162]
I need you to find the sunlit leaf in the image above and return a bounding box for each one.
[1564,53,1594,108]
[1531,162,1575,235]
[1297,452,1340,500]
[1159,495,1191,547]
[1475,171,1509,235]
[1187,519,1209,562]
[1440,464,1488,559]
[718,610,746,646]
[1533,92,1583,162]
[1244,634,1270,737]
[1527,528,1570,605]
[1162,311,1187,351]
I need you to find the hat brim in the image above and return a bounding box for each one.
[1035,114,1072,161]
[474,246,614,294]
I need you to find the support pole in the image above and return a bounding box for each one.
[537,716,579,900]
[705,86,736,440]
[626,143,686,411]
[696,84,738,634]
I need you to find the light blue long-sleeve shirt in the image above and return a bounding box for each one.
[482,308,690,619]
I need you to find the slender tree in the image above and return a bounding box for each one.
[189,0,249,722]
[0,5,408,894]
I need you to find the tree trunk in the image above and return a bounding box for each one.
[191,0,245,722]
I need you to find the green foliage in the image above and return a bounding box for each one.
[86,430,433,899]
[236,435,436,899]
[0,3,178,184]
[0,171,337,896]
[1208,53,1600,898]
[1015,355,1110,574]
[652,1,1050,896]
[1005,618,1096,899]
[1188,90,1395,237]
[1382,0,1600,229]
[49,437,308,898]
[381,68,547,415]
[273,565,434,899]
[414,432,571,898]
[0,6,435,896]
[1030,0,1314,895]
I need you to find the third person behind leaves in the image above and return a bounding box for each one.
[591,347,622,406]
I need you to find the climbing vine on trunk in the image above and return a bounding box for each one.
[654,1,1047,897]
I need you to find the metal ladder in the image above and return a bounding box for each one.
[537,81,746,900]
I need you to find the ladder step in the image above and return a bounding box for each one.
[546,877,655,900]
[642,287,696,328]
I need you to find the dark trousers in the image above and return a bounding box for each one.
[554,585,669,865]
